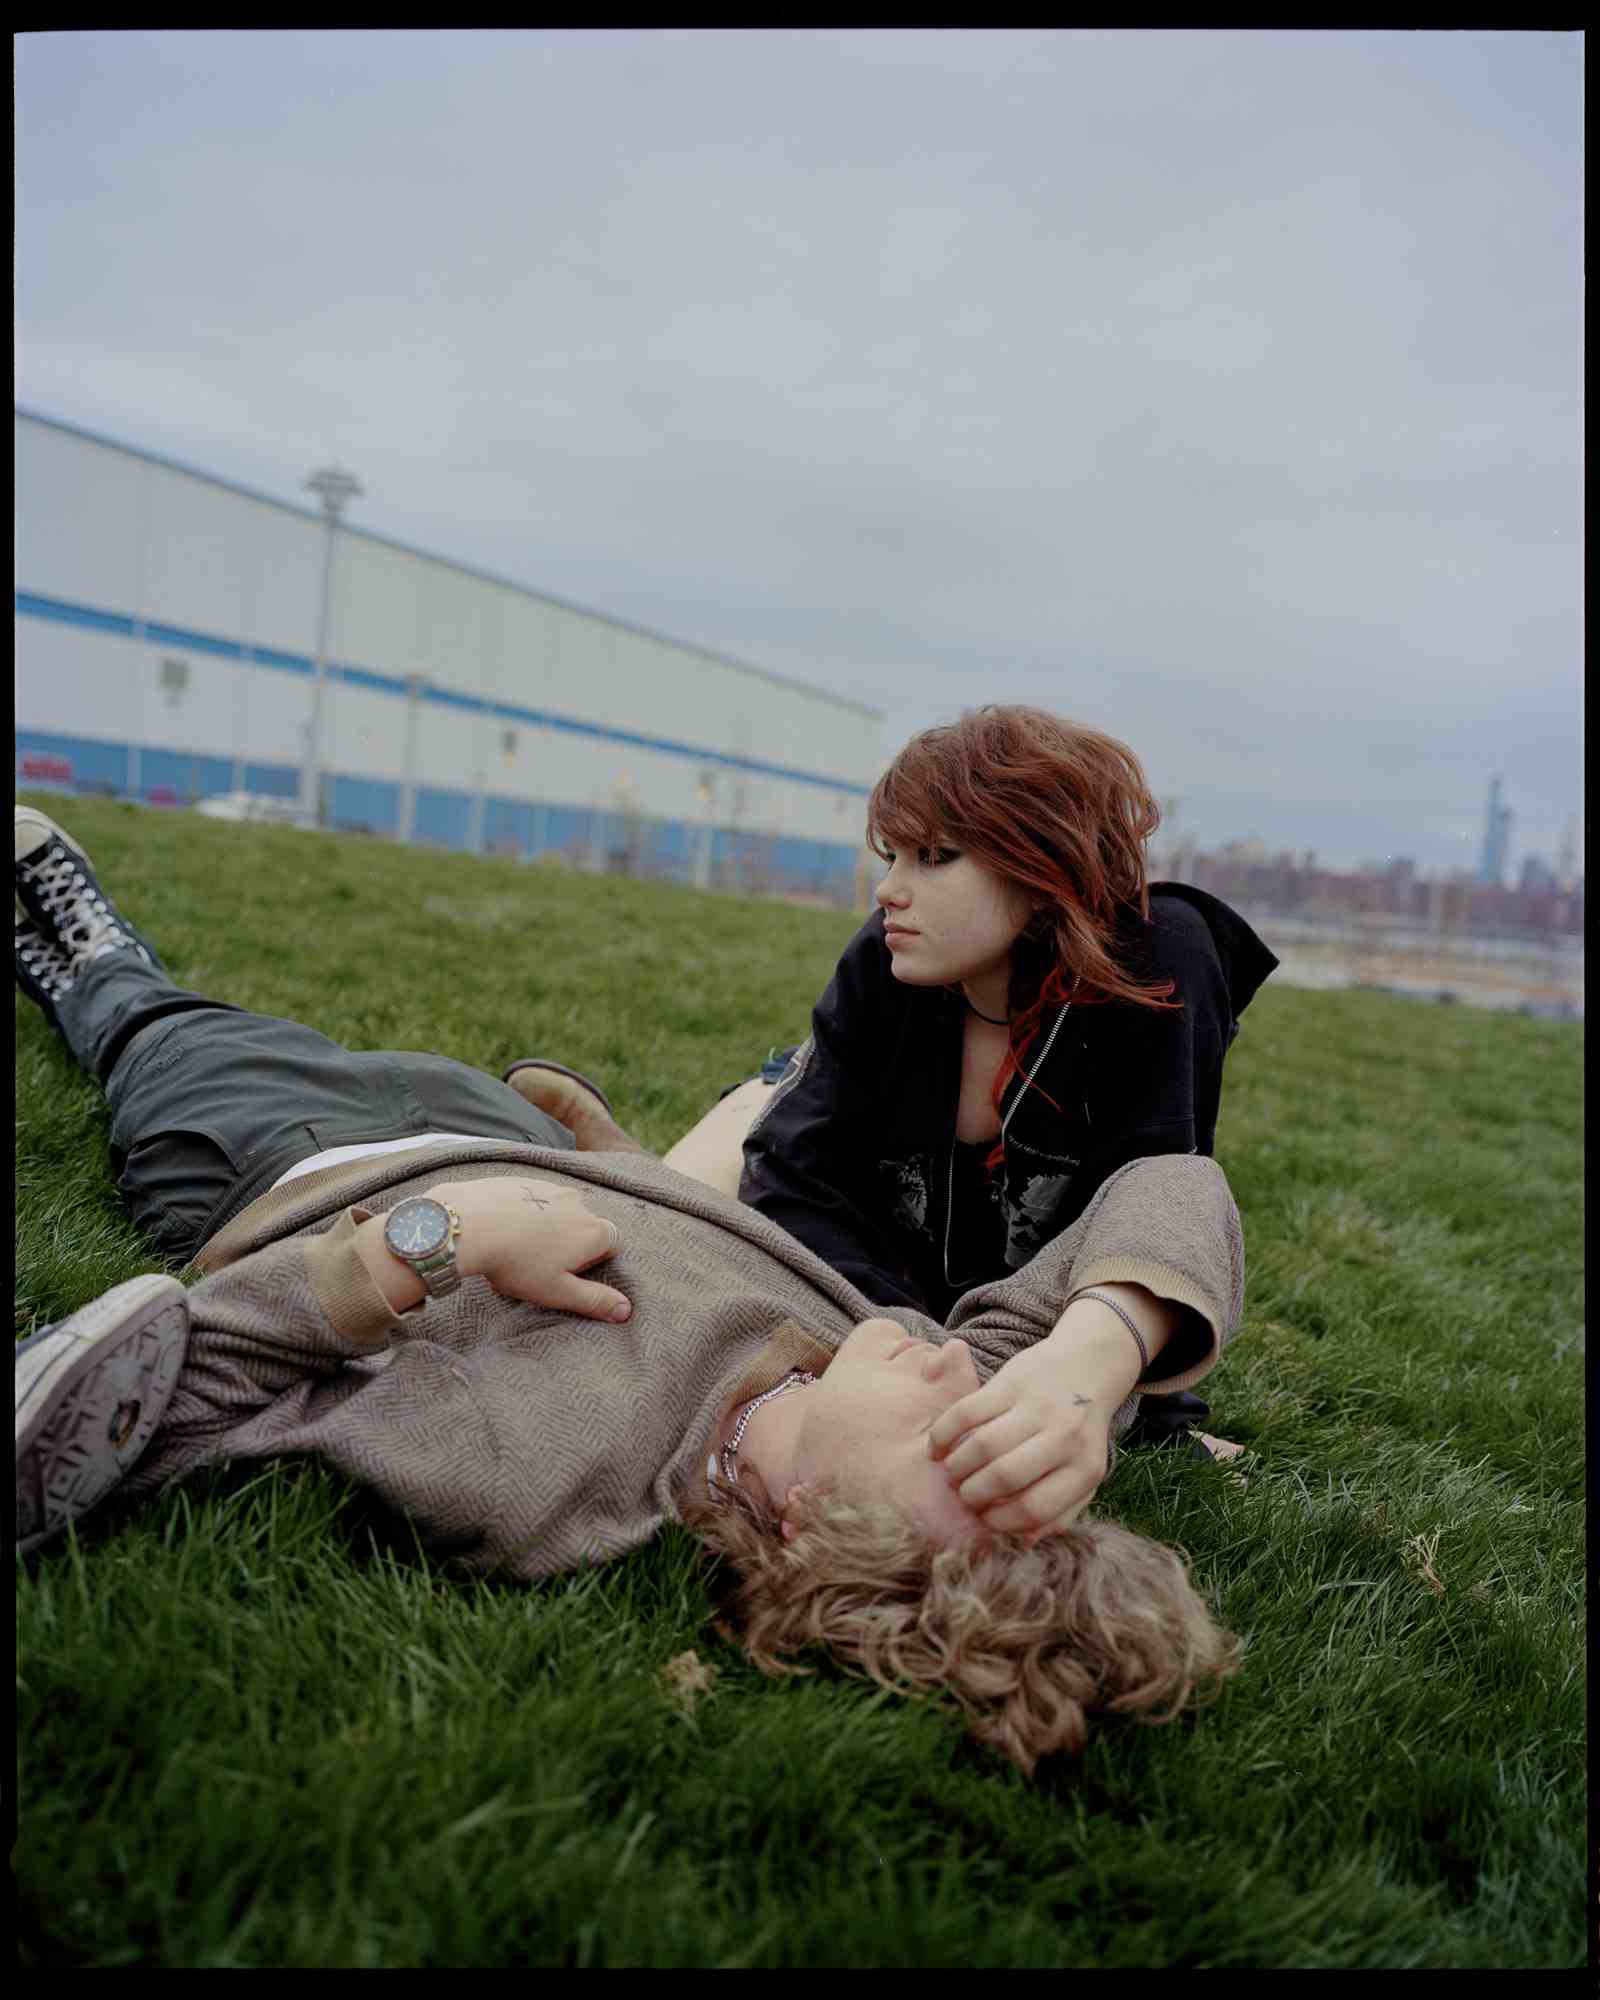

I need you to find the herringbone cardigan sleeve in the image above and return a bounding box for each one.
[943,1154,1244,1455]
[126,1208,514,1568]
[144,1209,400,1437]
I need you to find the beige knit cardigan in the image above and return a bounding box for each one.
[120,1144,1244,1580]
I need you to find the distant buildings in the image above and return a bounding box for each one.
[1557,815,1580,892]
[1520,853,1556,893]
[14,407,880,903]
[1150,774,1581,939]
[1478,775,1513,887]
[1157,842,1580,941]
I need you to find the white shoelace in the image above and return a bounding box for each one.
[17,842,150,985]
[15,923,80,1000]
[21,843,148,962]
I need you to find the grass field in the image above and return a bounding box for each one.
[14,793,1585,1969]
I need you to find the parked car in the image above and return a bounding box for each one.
[193,791,315,828]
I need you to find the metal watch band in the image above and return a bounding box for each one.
[387,1201,463,1304]
[411,1239,463,1297]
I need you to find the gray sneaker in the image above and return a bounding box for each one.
[15,1274,190,1557]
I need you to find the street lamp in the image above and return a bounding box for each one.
[301,463,364,825]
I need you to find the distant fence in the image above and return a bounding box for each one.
[15,753,872,914]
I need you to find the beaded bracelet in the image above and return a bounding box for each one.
[1073,1289,1150,1375]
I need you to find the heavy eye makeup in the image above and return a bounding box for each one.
[881,846,961,868]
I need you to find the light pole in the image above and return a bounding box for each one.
[301,464,363,825]
[693,770,716,890]
[399,671,424,844]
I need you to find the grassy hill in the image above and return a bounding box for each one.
[14,792,1584,1968]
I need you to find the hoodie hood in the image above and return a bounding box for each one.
[1144,881,1279,1019]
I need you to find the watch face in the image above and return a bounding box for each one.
[386,1197,450,1259]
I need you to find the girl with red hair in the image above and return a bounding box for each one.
[668,704,1277,1535]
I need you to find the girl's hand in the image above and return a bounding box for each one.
[925,1337,1133,1541]
[429,1177,632,1323]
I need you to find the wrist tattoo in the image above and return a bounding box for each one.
[1071,1392,1092,1407]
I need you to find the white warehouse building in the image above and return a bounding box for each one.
[14,406,882,900]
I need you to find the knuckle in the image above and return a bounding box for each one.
[948,1438,990,1478]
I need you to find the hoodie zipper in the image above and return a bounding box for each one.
[999,1005,1072,1146]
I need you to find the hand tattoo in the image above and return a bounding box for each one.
[516,1188,554,1212]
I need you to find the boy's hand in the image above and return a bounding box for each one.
[926,1331,1136,1542]
[428,1177,631,1322]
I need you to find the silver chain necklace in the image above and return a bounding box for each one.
[718,1369,815,1490]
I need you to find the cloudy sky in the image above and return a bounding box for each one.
[15,28,1583,875]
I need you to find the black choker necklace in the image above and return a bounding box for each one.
[966,997,1010,1026]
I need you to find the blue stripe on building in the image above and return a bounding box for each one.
[15,592,136,639]
[15,588,872,797]
[142,619,245,660]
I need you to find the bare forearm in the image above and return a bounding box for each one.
[1044,1282,1180,1401]
[354,1213,428,1315]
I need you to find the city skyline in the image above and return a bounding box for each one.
[1155,803,1582,892]
[1155,772,1578,890]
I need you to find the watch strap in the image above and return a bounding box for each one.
[412,1235,463,1297]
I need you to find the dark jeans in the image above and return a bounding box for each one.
[52,954,577,1262]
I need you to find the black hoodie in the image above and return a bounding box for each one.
[739,882,1278,1325]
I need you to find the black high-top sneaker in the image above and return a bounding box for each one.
[14,905,82,1024]
[14,807,166,1018]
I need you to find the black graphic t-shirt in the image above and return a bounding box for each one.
[943,1139,1010,1298]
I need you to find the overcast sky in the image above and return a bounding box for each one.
[15,29,1583,875]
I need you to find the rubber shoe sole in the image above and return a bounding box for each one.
[15,1274,189,1557]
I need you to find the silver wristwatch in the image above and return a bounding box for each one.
[382,1195,463,1307]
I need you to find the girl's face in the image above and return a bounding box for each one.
[872,840,1035,992]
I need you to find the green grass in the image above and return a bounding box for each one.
[14,792,1585,1968]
